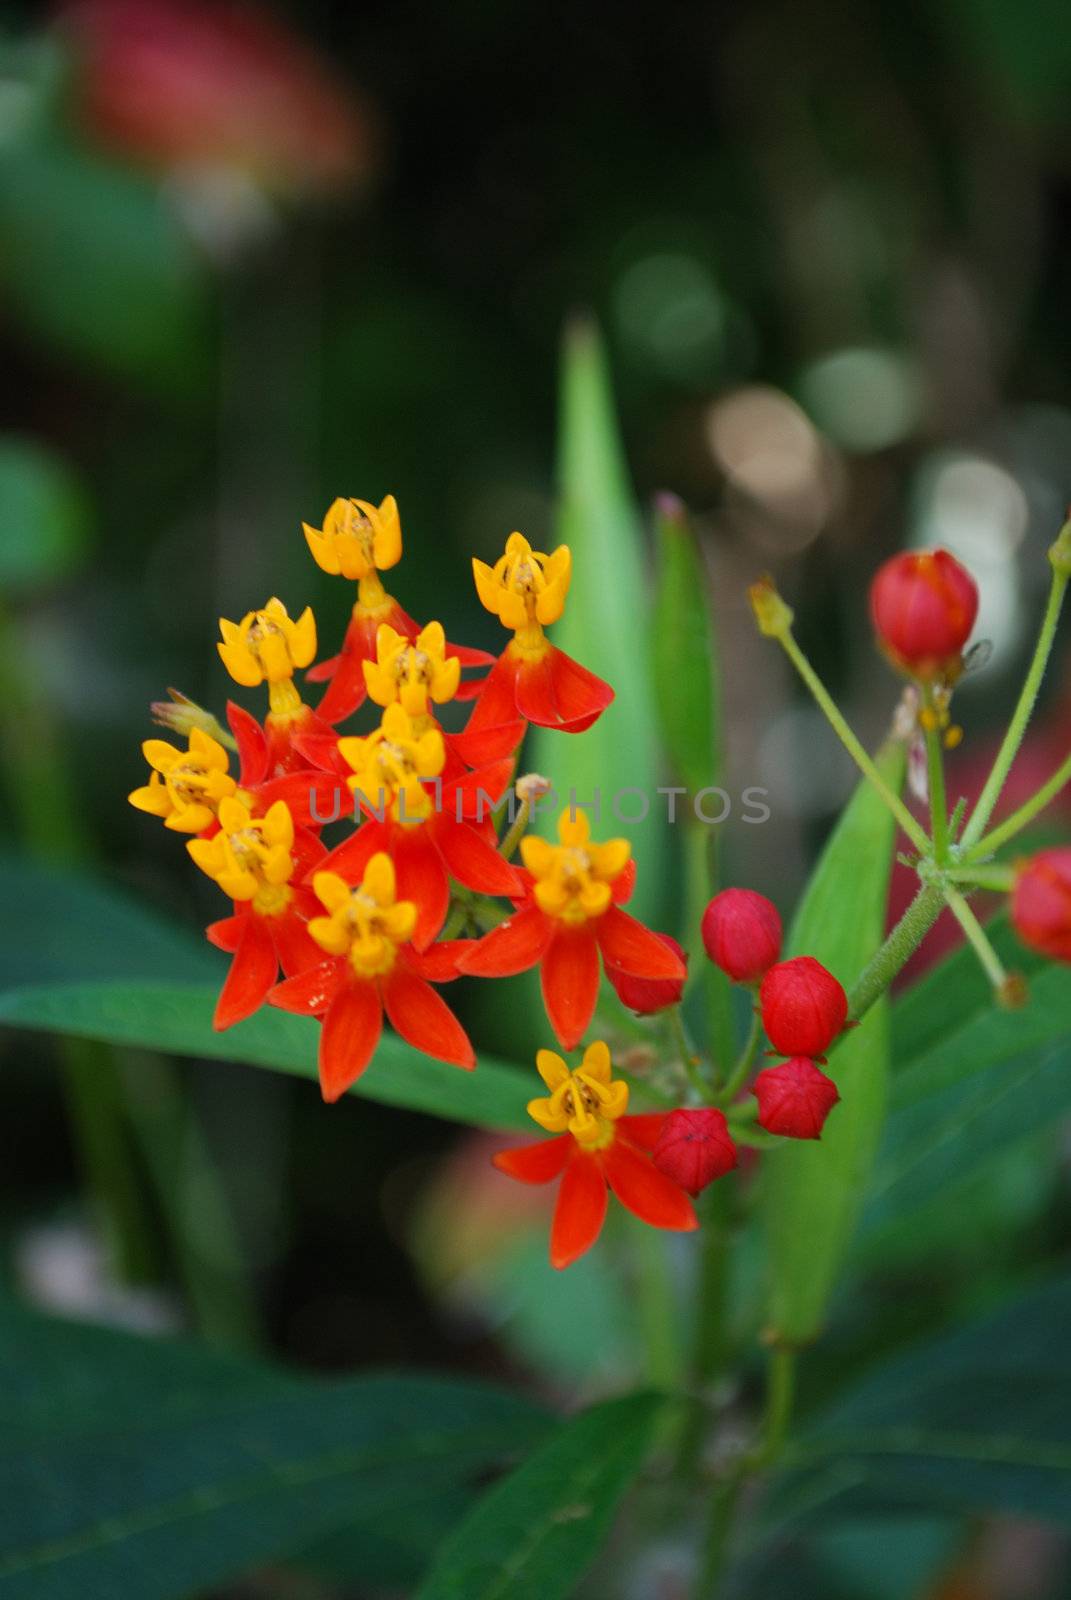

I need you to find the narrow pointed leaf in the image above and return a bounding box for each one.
[415,1393,665,1600]
[651,493,720,796]
[0,1303,550,1600]
[0,980,532,1131]
[758,742,905,1344]
[766,1271,1071,1532]
[527,320,667,920]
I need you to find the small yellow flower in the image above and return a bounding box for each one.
[337,702,445,827]
[187,796,295,913]
[527,1041,629,1149]
[308,854,417,978]
[520,809,631,926]
[217,597,317,688]
[362,621,461,717]
[473,532,571,633]
[303,495,402,582]
[128,728,236,833]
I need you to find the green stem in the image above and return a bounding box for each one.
[846,884,945,1023]
[684,822,735,1078]
[964,748,1071,861]
[923,696,950,863]
[691,1345,796,1598]
[945,864,1016,892]
[669,1004,711,1101]
[498,793,532,861]
[675,1185,731,1482]
[961,568,1067,850]
[757,1346,796,1468]
[943,887,1009,995]
[777,629,931,854]
[633,1226,683,1391]
[719,1009,763,1105]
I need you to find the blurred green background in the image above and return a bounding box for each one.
[2,1,1071,1596]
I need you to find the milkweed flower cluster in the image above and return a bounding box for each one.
[131,510,1071,1269]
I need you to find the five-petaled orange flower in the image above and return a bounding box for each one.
[459,809,686,1048]
[187,796,326,1029]
[268,853,474,1102]
[313,703,523,950]
[466,532,613,737]
[493,1042,697,1268]
[303,497,490,722]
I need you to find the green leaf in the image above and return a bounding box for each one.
[891,913,1046,1070]
[859,1032,1071,1241]
[769,1271,1071,1530]
[891,957,1071,1112]
[0,980,532,1130]
[415,1393,664,1600]
[0,858,216,988]
[758,743,905,1345]
[0,1301,550,1600]
[651,493,720,796]
[0,439,90,593]
[526,319,668,921]
[0,148,209,395]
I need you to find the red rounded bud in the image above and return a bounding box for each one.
[607,933,688,1014]
[651,1108,738,1196]
[1012,849,1071,964]
[753,1057,840,1139]
[701,889,782,984]
[869,548,979,679]
[759,956,848,1057]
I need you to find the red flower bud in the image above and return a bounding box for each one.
[1012,848,1071,963]
[701,889,782,984]
[607,933,688,1013]
[869,548,979,680]
[753,1057,840,1139]
[759,956,847,1057]
[652,1108,738,1196]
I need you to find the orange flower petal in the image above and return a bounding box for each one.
[550,1150,608,1269]
[617,1113,667,1152]
[493,1136,572,1186]
[268,956,345,1015]
[515,644,613,732]
[596,906,688,980]
[603,1137,698,1232]
[394,825,449,951]
[457,903,554,977]
[319,980,382,1101]
[434,820,523,898]
[206,912,245,954]
[269,909,324,979]
[540,925,600,1050]
[314,819,389,885]
[213,914,277,1030]
[381,966,475,1069]
[226,700,270,788]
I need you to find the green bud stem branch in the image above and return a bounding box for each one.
[683,545,1069,1596]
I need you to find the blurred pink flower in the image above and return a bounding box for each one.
[60,0,372,199]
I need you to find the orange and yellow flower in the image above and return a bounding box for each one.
[217,597,333,774]
[459,809,684,1048]
[466,533,613,736]
[303,496,490,723]
[314,702,522,949]
[493,1043,697,1268]
[128,727,237,833]
[188,794,325,1029]
[268,853,474,1101]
